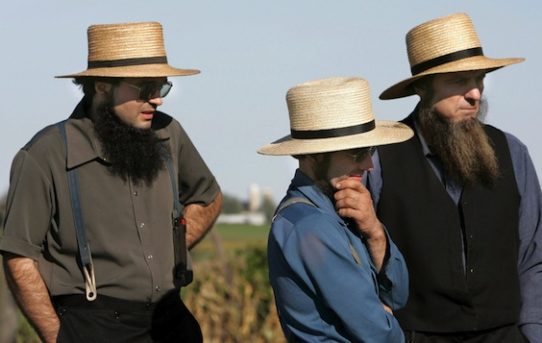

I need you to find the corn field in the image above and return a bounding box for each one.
[1,225,286,342]
[184,245,286,343]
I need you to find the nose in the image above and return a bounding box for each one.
[465,86,482,102]
[464,77,483,104]
[148,96,163,106]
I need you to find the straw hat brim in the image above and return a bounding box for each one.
[379,55,524,100]
[257,120,413,156]
[55,64,200,78]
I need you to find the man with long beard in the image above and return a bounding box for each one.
[259,77,413,342]
[371,13,542,342]
[0,22,222,342]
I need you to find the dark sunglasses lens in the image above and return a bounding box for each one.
[160,82,172,97]
[353,147,375,162]
[140,82,172,99]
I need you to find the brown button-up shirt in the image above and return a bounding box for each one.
[0,101,220,302]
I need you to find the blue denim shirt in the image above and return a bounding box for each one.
[368,119,542,342]
[268,170,408,342]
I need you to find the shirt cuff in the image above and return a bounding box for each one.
[521,323,542,343]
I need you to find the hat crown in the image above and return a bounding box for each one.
[87,22,166,62]
[56,21,200,78]
[406,13,481,69]
[287,77,374,132]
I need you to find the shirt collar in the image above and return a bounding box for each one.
[65,99,170,169]
[287,169,338,216]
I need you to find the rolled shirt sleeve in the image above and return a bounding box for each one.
[172,121,220,206]
[1,150,54,259]
[377,229,410,310]
[1,112,222,301]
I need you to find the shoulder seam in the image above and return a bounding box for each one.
[22,123,60,151]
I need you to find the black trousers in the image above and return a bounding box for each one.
[53,290,202,343]
[404,324,528,343]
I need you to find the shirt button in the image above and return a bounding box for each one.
[133,191,138,196]
[139,223,145,229]
[155,286,161,292]
[470,268,474,273]
[147,254,153,260]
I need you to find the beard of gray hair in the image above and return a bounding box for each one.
[418,98,500,187]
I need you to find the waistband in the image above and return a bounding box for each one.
[52,294,156,313]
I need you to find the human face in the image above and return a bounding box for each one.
[426,70,486,123]
[324,147,375,181]
[111,77,169,129]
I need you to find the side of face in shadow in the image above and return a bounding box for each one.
[310,153,335,199]
[151,289,203,343]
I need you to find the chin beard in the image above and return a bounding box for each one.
[418,99,500,187]
[92,102,168,185]
[311,153,336,200]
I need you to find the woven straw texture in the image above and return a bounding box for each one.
[380,13,524,100]
[407,13,481,67]
[287,77,373,131]
[56,22,199,78]
[88,22,167,61]
[258,77,413,156]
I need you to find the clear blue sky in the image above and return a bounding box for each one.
[1,1,540,202]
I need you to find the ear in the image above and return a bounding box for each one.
[306,153,325,166]
[95,81,112,95]
[412,83,424,98]
[412,75,434,101]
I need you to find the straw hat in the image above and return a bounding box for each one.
[380,13,524,100]
[56,22,199,78]
[257,77,413,156]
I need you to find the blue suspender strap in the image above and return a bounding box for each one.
[164,153,193,288]
[57,121,97,301]
[274,196,362,265]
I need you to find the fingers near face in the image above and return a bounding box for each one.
[331,176,367,194]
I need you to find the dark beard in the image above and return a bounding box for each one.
[92,102,168,186]
[418,100,499,187]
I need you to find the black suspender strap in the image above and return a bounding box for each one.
[57,121,97,301]
[164,154,193,288]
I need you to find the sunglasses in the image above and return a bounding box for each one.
[346,146,376,163]
[122,80,173,100]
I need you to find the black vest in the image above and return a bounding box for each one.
[377,115,521,333]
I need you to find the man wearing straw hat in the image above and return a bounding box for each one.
[370,13,542,342]
[0,22,222,342]
[259,76,413,342]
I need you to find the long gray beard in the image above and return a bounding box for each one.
[417,100,500,187]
